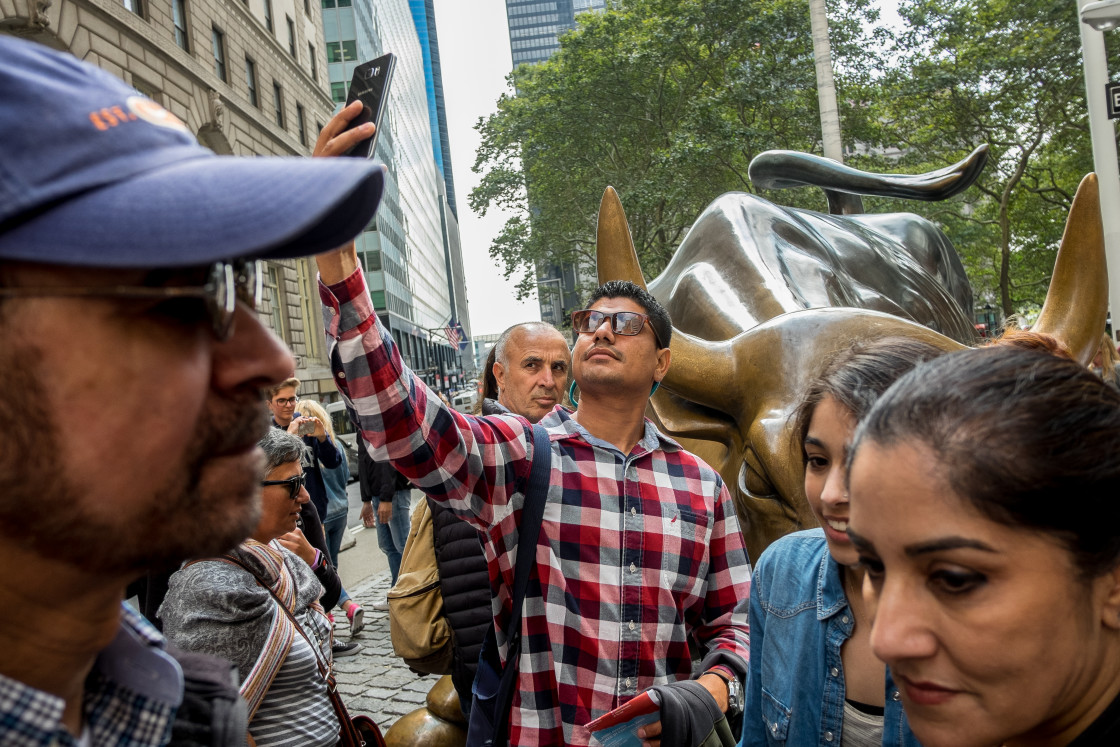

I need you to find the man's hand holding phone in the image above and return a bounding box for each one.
[313,100,372,158]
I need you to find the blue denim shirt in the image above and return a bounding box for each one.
[740,529,919,747]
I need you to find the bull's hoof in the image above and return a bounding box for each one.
[383,675,467,747]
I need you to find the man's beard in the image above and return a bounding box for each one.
[0,345,269,575]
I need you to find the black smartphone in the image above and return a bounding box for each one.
[342,52,396,159]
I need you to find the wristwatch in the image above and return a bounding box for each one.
[708,670,744,717]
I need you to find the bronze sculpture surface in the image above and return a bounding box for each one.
[596,158,1106,560]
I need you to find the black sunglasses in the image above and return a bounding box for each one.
[261,473,304,500]
[0,260,263,342]
[571,309,663,347]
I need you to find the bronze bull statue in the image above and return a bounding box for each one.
[596,153,1106,560]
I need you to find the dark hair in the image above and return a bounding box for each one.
[586,280,672,349]
[852,346,1120,578]
[794,337,945,459]
[482,345,499,401]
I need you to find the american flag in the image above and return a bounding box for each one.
[445,318,466,350]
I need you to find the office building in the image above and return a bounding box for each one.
[321,0,467,391]
[504,0,605,66]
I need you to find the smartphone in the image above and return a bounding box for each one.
[342,52,396,159]
[298,419,316,436]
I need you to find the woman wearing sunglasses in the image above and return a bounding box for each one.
[160,429,343,746]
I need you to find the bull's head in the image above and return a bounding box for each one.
[596,173,1105,560]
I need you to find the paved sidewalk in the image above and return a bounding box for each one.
[330,565,439,732]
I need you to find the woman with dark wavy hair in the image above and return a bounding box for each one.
[847,346,1120,747]
[741,337,942,746]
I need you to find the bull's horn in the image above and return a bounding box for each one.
[594,186,735,392]
[1033,173,1107,365]
[596,187,646,288]
[662,331,735,408]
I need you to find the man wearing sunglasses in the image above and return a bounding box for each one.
[314,123,750,746]
[0,39,382,746]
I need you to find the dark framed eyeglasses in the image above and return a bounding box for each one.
[0,260,263,342]
[261,473,304,500]
[571,308,662,346]
[273,396,299,406]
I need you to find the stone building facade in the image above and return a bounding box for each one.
[1,0,343,398]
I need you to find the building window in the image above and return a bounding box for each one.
[296,103,306,145]
[303,0,310,14]
[272,81,284,128]
[267,266,288,341]
[286,16,296,57]
[171,0,189,50]
[326,40,357,63]
[330,81,347,103]
[211,27,226,82]
[308,43,317,81]
[321,0,334,7]
[122,0,143,17]
[263,0,273,32]
[244,57,258,107]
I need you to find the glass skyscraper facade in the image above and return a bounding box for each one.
[321,0,465,390]
[505,0,606,66]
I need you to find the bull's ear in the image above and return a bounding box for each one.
[1033,173,1107,366]
[596,187,646,288]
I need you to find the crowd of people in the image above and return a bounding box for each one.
[3,35,1120,747]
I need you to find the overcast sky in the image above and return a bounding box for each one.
[432,0,540,337]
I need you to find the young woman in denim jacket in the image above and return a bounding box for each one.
[741,338,943,746]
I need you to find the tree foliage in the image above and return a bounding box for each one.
[473,0,1112,318]
[847,0,1109,316]
[471,0,879,298]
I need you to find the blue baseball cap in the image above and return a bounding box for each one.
[0,36,384,267]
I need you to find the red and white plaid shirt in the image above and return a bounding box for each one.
[321,268,751,745]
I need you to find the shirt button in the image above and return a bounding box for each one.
[771,724,779,735]
[625,678,632,688]
[631,507,637,515]
[830,667,839,677]
[327,307,336,315]
[824,731,834,742]
[629,620,635,631]
[891,690,901,701]
[841,615,850,624]
[337,371,346,379]
[629,562,637,573]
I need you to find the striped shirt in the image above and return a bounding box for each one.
[250,610,338,746]
[320,268,752,746]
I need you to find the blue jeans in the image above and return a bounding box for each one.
[323,513,352,607]
[376,489,412,585]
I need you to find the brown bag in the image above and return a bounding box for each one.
[387,499,455,674]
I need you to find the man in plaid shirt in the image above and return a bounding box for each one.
[314,177,752,743]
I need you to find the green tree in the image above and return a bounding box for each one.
[471,0,879,298]
[847,0,1101,317]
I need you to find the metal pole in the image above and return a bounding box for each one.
[1078,0,1120,339]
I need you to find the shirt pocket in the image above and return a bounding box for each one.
[760,686,792,743]
[658,505,711,594]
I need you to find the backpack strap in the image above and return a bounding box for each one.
[506,424,551,641]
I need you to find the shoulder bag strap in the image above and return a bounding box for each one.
[222,554,331,681]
